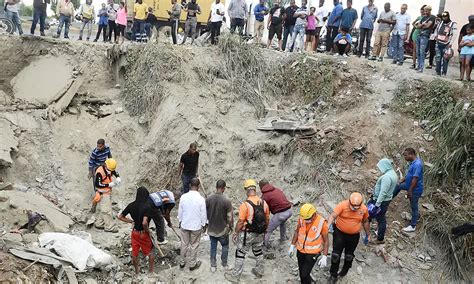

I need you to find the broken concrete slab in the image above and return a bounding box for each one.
[257,117,313,132]
[0,191,73,232]
[0,112,40,130]
[0,119,18,167]
[48,76,85,119]
[0,182,13,191]
[11,56,74,105]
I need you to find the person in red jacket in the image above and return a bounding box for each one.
[259,179,293,248]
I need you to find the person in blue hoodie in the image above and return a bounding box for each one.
[94,3,109,42]
[368,158,398,244]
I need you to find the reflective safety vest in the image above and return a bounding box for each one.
[96,166,112,195]
[296,215,325,254]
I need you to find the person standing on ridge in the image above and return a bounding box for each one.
[357,0,378,58]
[181,0,201,44]
[288,203,329,284]
[178,143,199,194]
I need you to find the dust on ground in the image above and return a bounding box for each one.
[0,34,472,283]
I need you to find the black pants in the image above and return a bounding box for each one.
[427,39,436,66]
[171,19,179,44]
[210,21,222,45]
[108,20,117,42]
[326,26,339,52]
[336,43,349,55]
[358,28,373,57]
[149,207,166,242]
[95,24,107,41]
[230,18,244,36]
[297,250,319,284]
[30,7,47,34]
[329,226,359,278]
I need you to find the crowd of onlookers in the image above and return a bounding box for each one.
[4,0,473,80]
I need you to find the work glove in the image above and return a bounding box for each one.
[363,235,369,246]
[318,255,327,268]
[288,244,295,258]
[329,223,334,233]
[115,177,121,185]
[109,181,117,187]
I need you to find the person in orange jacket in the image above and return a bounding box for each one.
[94,158,121,232]
[288,203,329,284]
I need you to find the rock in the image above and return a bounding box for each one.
[84,278,98,284]
[0,196,8,202]
[3,232,22,243]
[35,178,44,183]
[426,247,436,258]
[397,243,405,250]
[324,126,337,133]
[114,107,124,114]
[68,107,79,115]
[0,182,13,191]
[424,162,434,168]
[422,203,435,212]
[138,115,147,125]
[114,84,121,89]
[401,211,412,221]
[357,266,363,275]
[22,233,39,244]
[339,173,352,182]
[369,169,378,174]
[421,134,434,142]
[354,159,362,167]
[0,119,18,167]
[425,256,432,262]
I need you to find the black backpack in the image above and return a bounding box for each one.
[246,200,267,234]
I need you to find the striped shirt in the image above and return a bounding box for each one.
[88,145,112,170]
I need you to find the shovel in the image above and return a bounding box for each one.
[150,233,165,257]
[198,177,208,198]
[170,226,182,241]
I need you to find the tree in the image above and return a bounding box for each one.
[19,4,34,17]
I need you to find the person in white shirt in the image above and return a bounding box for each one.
[178,178,207,271]
[315,0,329,50]
[208,0,225,45]
[391,4,411,65]
[5,0,23,35]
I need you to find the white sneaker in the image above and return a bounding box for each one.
[343,54,349,58]
[157,239,168,245]
[402,225,416,232]
[210,267,217,273]
[333,54,340,57]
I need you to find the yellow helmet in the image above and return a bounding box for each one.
[244,179,257,189]
[105,158,117,171]
[300,203,316,220]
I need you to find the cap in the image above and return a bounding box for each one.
[469,15,474,21]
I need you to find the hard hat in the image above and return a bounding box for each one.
[178,27,184,33]
[300,203,316,220]
[349,192,363,206]
[105,158,117,171]
[244,179,257,189]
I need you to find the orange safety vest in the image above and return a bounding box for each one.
[296,215,325,254]
[95,166,112,195]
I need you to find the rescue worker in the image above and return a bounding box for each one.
[327,192,370,282]
[118,187,155,274]
[148,189,176,244]
[225,179,270,282]
[288,203,329,284]
[94,158,120,232]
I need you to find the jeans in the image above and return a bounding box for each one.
[416,35,429,71]
[358,28,373,57]
[369,200,390,240]
[209,234,229,267]
[79,19,93,40]
[95,24,107,41]
[181,174,195,194]
[326,26,339,52]
[230,18,244,36]
[297,250,318,284]
[282,25,294,51]
[291,24,305,52]
[133,19,145,41]
[264,207,292,247]
[391,34,405,63]
[210,21,222,45]
[31,7,46,34]
[144,23,152,38]
[171,19,179,44]
[6,10,23,35]
[57,14,71,38]
[329,226,359,278]
[393,184,421,227]
[435,42,449,75]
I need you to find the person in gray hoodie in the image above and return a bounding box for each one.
[369,158,398,244]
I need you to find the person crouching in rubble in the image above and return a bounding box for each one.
[119,187,156,274]
[94,158,120,232]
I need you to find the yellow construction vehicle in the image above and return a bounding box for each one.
[125,0,217,39]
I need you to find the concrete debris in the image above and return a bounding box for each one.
[0,119,19,167]
[115,107,124,114]
[257,117,313,132]
[397,243,405,250]
[47,76,85,119]
[401,212,412,221]
[421,134,434,142]
[0,182,13,191]
[417,254,425,261]
[426,247,437,258]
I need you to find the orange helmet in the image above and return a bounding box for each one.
[349,192,363,206]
